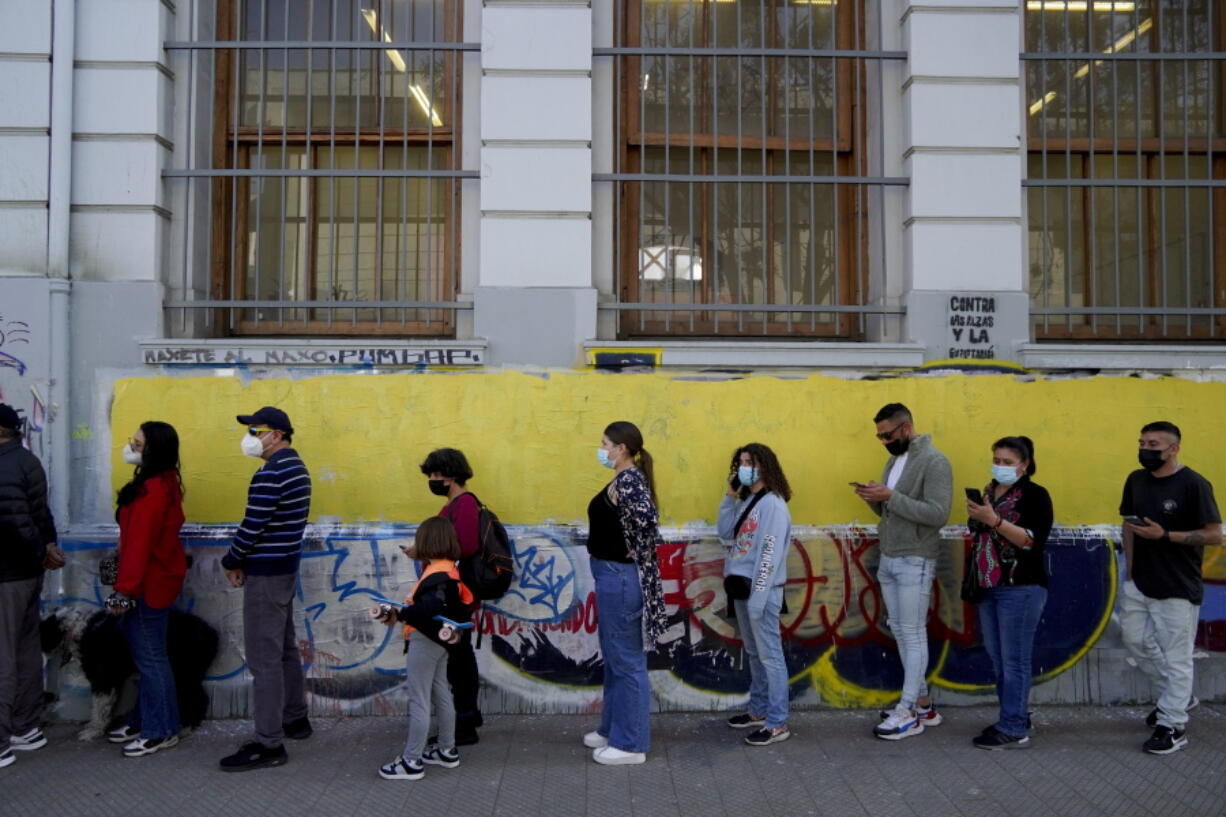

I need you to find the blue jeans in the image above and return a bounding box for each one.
[733,586,788,728]
[119,600,181,740]
[593,558,651,753]
[877,555,935,709]
[977,584,1047,738]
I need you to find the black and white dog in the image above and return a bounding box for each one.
[40,605,220,740]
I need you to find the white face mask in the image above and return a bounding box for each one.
[121,443,143,466]
[241,433,266,458]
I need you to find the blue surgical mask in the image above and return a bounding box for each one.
[737,466,759,487]
[992,464,1020,485]
[597,448,614,469]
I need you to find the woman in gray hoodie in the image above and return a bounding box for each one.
[717,443,793,746]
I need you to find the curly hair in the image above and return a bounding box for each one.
[729,442,791,502]
[419,448,473,485]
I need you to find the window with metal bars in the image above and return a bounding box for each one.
[607,0,893,339]
[167,0,469,336]
[1025,1,1226,341]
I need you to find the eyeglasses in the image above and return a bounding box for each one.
[875,422,905,441]
[247,427,272,436]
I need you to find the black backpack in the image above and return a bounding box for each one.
[453,493,514,601]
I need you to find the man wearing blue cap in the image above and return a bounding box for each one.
[219,407,313,772]
[0,404,64,770]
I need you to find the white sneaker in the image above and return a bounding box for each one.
[874,704,924,741]
[583,731,608,749]
[592,746,646,765]
[0,749,13,769]
[106,725,140,744]
[10,729,46,751]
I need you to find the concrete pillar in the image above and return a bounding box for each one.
[901,1,1027,363]
[474,1,596,367]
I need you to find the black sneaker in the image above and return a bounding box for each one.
[283,716,313,740]
[726,713,766,729]
[0,749,14,769]
[1145,696,1199,729]
[422,745,460,768]
[378,756,425,780]
[123,735,179,758]
[972,728,1030,750]
[1143,725,1188,755]
[106,725,139,744]
[219,741,289,772]
[745,725,791,746]
[455,728,479,746]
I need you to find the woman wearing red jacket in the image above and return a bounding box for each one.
[106,421,187,758]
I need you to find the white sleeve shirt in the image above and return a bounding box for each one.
[885,453,908,491]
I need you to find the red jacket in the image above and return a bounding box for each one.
[116,471,187,609]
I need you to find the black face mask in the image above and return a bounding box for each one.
[1138,449,1166,472]
[428,479,450,496]
[885,437,910,457]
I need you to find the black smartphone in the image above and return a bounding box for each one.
[730,474,742,490]
[849,481,865,488]
[1122,515,1144,526]
[964,487,984,504]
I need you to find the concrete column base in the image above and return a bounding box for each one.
[904,289,1030,364]
[474,286,596,368]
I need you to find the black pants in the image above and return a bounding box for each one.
[446,630,481,733]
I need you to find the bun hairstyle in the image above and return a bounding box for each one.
[993,435,1036,476]
[603,420,658,507]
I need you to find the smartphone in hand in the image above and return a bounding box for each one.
[1122,515,1145,526]
[730,474,742,490]
[964,488,984,505]
[849,481,865,488]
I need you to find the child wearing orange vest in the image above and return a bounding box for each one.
[372,517,474,781]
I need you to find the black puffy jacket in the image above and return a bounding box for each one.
[0,437,57,582]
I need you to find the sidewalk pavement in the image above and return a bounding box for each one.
[5,706,1226,817]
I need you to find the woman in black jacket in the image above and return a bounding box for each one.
[964,435,1053,751]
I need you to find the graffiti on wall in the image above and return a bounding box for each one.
[45,524,1135,718]
[0,313,44,456]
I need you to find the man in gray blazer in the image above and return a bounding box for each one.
[854,403,953,741]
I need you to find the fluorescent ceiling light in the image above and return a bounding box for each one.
[1026,1,1137,10]
[1028,16,1151,115]
[360,8,443,127]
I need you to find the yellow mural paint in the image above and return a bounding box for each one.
[110,371,1226,526]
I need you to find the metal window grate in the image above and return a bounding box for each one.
[600,0,904,340]
[164,0,475,337]
[1024,0,1226,341]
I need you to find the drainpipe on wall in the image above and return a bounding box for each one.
[46,0,74,528]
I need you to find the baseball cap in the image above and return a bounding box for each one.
[236,406,293,434]
[0,404,21,432]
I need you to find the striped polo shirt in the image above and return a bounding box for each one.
[222,448,311,576]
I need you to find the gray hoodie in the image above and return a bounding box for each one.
[868,434,953,560]
[718,490,791,614]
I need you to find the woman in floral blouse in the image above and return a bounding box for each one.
[582,421,668,766]
[964,435,1053,750]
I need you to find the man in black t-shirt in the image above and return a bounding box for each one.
[1120,421,1222,756]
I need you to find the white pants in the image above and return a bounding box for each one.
[1119,579,1198,729]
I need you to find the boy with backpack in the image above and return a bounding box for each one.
[419,448,513,745]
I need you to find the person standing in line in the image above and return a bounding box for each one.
[1120,421,1221,755]
[964,436,1053,750]
[854,403,953,740]
[0,404,65,770]
[105,421,189,758]
[718,443,793,746]
[583,421,668,766]
[372,516,472,781]
[420,448,483,745]
[218,406,313,772]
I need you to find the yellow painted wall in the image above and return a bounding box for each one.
[110,371,1225,526]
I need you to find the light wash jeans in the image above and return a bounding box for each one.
[1120,579,1199,729]
[877,555,935,710]
[977,584,1047,738]
[733,585,789,729]
[593,558,651,754]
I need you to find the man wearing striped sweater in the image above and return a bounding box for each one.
[218,406,313,773]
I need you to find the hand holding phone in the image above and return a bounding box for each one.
[1122,515,1145,526]
[849,481,865,488]
[965,487,984,505]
